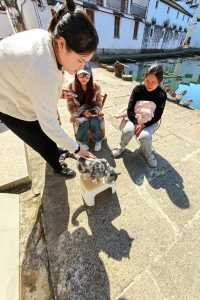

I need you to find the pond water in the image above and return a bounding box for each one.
[124,57,200,110]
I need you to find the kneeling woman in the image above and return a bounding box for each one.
[66,65,103,151]
[112,64,167,168]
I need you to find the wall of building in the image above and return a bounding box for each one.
[190,2,200,47]
[1,0,198,52]
[95,9,144,50]
[142,24,186,49]
[146,0,191,28]
[142,0,192,49]
[190,22,200,47]
[18,0,52,30]
[0,11,13,38]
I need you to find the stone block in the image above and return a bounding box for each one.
[117,270,164,300]
[0,130,31,191]
[150,212,200,299]
[0,194,19,300]
[145,159,200,231]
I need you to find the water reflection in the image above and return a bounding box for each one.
[125,57,200,110]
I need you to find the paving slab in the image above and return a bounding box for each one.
[117,270,164,300]
[0,193,19,300]
[145,158,200,231]
[149,211,200,299]
[153,134,195,165]
[95,190,176,299]
[0,130,31,191]
[175,123,200,148]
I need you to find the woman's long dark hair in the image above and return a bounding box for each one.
[48,0,99,54]
[74,73,96,106]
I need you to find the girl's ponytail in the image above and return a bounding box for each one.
[48,0,98,54]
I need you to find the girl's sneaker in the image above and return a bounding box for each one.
[112,146,125,158]
[145,153,157,168]
[79,142,89,151]
[94,140,102,152]
[80,143,89,151]
[139,149,157,168]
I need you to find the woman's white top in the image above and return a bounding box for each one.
[0,29,78,152]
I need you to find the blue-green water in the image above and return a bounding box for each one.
[125,57,200,110]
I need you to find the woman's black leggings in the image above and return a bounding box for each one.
[0,112,62,172]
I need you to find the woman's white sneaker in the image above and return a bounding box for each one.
[140,150,157,168]
[79,143,89,151]
[112,146,125,158]
[146,153,157,168]
[94,141,102,152]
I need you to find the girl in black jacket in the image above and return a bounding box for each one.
[112,64,166,168]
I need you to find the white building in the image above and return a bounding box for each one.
[0,8,13,39]
[143,0,193,49]
[187,0,200,47]
[19,0,52,30]
[76,0,147,54]
[0,0,53,38]
[0,0,198,51]
[77,0,194,51]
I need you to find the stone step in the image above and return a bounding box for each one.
[0,129,31,191]
[0,193,19,300]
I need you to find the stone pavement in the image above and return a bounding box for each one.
[11,67,200,299]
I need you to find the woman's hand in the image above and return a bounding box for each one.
[75,148,96,159]
[135,123,145,139]
[135,114,143,124]
[83,111,93,118]
[70,116,79,123]
[97,111,104,117]
[62,90,77,100]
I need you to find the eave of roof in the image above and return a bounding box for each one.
[160,0,193,17]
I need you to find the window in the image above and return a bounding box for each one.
[86,9,94,23]
[114,16,120,38]
[167,7,170,14]
[177,11,179,18]
[150,28,153,37]
[155,0,159,8]
[182,15,185,21]
[121,0,128,13]
[133,20,139,39]
[188,16,190,23]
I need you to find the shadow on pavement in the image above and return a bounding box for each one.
[72,190,134,261]
[123,149,190,209]
[22,163,133,299]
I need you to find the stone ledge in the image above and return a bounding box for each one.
[0,193,19,300]
[0,130,31,192]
